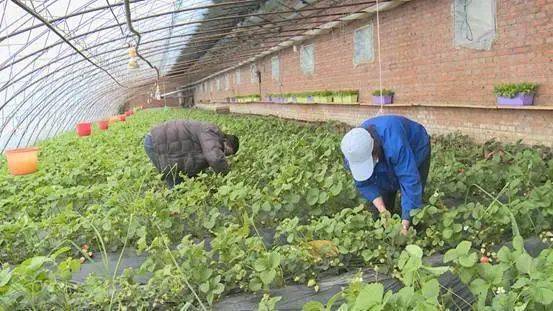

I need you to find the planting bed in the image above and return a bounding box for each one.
[1,109,553,310]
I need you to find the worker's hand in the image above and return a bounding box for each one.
[379,209,392,228]
[400,220,410,236]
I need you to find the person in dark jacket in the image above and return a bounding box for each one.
[143,120,239,188]
[341,115,431,235]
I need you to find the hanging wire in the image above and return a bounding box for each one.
[10,0,126,88]
[375,0,384,114]
[123,0,161,80]
[463,0,474,41]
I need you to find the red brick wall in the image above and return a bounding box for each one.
[192,0,552,145]
[198,102,553,147]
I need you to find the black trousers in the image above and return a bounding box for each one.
[375,144,431,216]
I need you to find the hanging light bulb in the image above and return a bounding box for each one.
[128,46,137,58]
[128,57,139,69]
[154,84,161,100]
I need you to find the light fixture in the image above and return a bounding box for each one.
[154,84,161,100]
[127,58,139,69]
[127,46,139,69]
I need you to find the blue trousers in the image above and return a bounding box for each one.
[144,133,183,188]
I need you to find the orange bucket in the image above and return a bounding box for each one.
[4,147,40,176]
[98,120,109,130]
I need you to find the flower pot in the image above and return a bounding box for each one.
[496,93,534,106]
[109,117,119,125]
[76,122,92,137]
[5,147,39,176]
[118,115,126,122]
[342,94,359,103]
[98,120,109,130]
[372,95,393,105]
[125,111,132,117]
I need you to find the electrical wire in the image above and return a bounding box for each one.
[10,0,126,88]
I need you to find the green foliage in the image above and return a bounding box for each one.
[371,89,395,96]
[1,109,552,309]
[494,82,538,98]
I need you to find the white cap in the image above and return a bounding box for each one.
[341,128,375,181]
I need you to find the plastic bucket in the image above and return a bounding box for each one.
[118,115,126,122]
[76,122,92,136]
[98,120,109,130]
[5,147,39,176]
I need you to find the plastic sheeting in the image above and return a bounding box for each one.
[214,237,548,311]
[453,0,496,50]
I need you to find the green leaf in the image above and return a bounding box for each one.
[511,277,529,289]
[302,301,324,311]
[515,253,534,275]
[421,279,440,300]
[394,286,414,306]
[422,265,449,276]
[0,269,12,287]
[459,253,477,268]
[496,246,511,263]
[318,191,329,204]
[259,269,276,286]
[249,278,262,292]
[443,249,458,263]
[268,252,281,269]
[353,283,384,311]
[456,241,472,255]
[530,281,553,305]
[405,245,423,259]
[513,235,524,251]
[442,228,453,240]
[306,189,320,206]
[469,278,490,305]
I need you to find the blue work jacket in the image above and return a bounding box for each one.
[346,115,430,220]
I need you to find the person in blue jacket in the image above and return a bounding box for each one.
[341,115,431,235]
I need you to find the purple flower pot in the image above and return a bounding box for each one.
[496,93,534,106]
[372,95,393,105]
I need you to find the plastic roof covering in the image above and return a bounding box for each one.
[0,0,263,151]
[0,0,383,151]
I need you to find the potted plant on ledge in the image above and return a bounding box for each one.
[372,89,395,105]
[494,82,538,106]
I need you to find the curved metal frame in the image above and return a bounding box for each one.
[1,0,379,151]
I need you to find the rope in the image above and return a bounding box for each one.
[375,0,384,114]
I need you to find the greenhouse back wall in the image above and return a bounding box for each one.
[195,0,553,146]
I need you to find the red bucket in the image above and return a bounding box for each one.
[118,115,126,122]
[76,122,92,137]
[98,120,109,130]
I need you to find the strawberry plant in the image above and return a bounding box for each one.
[1,108,552,309]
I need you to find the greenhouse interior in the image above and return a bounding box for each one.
[0,0,552,309]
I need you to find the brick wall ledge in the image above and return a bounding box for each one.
[201,101,553,111]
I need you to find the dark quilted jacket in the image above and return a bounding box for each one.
[150,120,229,177]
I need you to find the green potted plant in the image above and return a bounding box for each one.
[344,90,359,103]
[372,89,395,105]
[332,91,343,104]
[494,82,538,106]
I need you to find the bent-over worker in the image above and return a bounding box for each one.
[144,120,239,188]
[341,115,431,235]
